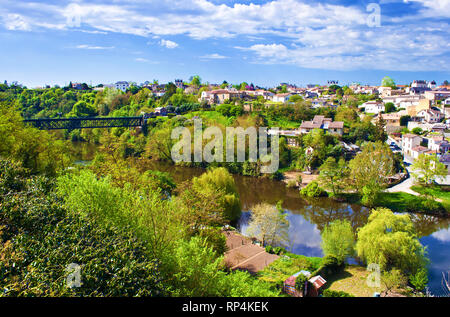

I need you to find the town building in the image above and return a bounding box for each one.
[402,134,422,157]
[299,115,344,135]
[114,81,129,92]
[359,101,385,114]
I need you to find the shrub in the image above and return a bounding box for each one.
[311,255,344,279]
[0,160,165,297]
[286,179,297,188]
[265,245,274,254]
[300,181,328,198]
[322,289,354,297]
[295,274,309,293]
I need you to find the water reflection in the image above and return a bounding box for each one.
[72,142,449,296]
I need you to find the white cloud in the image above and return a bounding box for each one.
[0,0,449,71]
[159,39,178,49]
[3,13,31,31]
[432,228,450,242]
[200,53,228,59]
[75,44,114,50]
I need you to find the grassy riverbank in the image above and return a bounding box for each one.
[336,190,449,216]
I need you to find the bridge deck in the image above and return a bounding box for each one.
[24,116,145,130]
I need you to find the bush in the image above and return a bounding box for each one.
[311,255,344,279]
[300,181,328,198]
[0,160,165,297]
[322,289,354,297]
[295,274,309,293]
[286,179,297,188]
[265,245,274,254]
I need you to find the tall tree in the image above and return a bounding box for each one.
[356,208,428,275]
[411,154,448,186]
[348,142,394,206]
[246,203,290,248]
[318,157,349,197]
[321,220,355,263]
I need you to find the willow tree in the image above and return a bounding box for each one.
[192,167,241,222]
[356,208,428,275]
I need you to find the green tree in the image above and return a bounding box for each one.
[381,76,396,89]
[411,154,448,186]
[384,102,396,113]
[318,157,349,197]
[348,142,394,206]
[189,75,202,88]
[192,167,241,222]
[356,208,428,275]
[321,220,355,263]
[171,236,224,297]
[246,203,290,248]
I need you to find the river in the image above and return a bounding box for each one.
[73,142,450,296]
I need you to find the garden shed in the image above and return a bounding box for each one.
[283,271,311,297]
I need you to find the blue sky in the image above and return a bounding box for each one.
[0,0,449,88]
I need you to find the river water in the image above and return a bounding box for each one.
[73,142,450,296]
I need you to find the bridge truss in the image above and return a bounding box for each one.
[24,116,145,130]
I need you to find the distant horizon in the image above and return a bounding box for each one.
[3,75,449,90]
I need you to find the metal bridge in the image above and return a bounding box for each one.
[24,116,146,130]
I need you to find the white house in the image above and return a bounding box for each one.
[428,136,450,154]
[359,101,385,114]
[402,134,422,157]
[272,93,292,103]
[416,109,444,124]
[114,81,129,92]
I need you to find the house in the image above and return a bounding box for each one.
[407,99,432,117]
[272,93,292,103]
[402,134,422,157]
[200,89,244,105]
[359,101,385,114]
[154,107,167,116]
[114,81,129,92]
[300,115,344,135]
[311,98,329,108]
[268,129,300,147]
[372,112,404,134]
[416,108,444,124]
[71,82,83,90]
[174,79,185,89]
[424,90,450,102]
[439,154,450,174]
[411,146,430,159]
[428,136,450,154]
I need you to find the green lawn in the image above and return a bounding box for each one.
[266,117,301,130]
[257,254,322,286]
[410,185,450,210]
[324,265,384,297]
[375,191,447,215]
[183,111,234,126]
